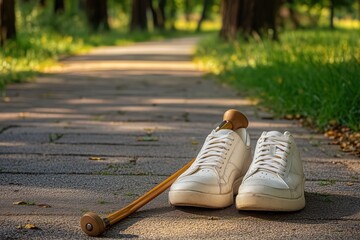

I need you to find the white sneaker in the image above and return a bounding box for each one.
[236,131,305,211]
[169,128,251,208]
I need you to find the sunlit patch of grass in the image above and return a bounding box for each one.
[334,18,360,29]
[175,18,221,32]
[195,28,360,131]
[0,3,213,92]
[0,32,86,87]
[0,3,90,91]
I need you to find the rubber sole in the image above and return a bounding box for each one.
[169,177,242,209]
[235,192,305,211]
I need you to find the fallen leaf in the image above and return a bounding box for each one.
[137,136,159,142]
[13,201,35,206]
[89,156,105,161]
[325,130,335,137]
[16,224,40,230]
[345,182,354,186]
[37,203,51,208]
[24,224,39,229]
[3,96,10,103]
[143,128,155,135]
[190,138,199,146]
[48,133,63,143]
[329,141,339,145]
[284,114,294,120]
[342,148,352,152]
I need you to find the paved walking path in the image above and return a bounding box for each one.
[0,38,359,239]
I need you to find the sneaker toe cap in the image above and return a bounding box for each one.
[170,178,220,194]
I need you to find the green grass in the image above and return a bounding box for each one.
[0,2,212,93]
[195,29,360,131]
[318,179,337,186]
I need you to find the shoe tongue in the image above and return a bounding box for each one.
[212,129,232,137]
[264,131,283,137]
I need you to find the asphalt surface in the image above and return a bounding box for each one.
[0,37,359,239]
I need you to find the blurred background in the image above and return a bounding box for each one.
[0,0,359,156]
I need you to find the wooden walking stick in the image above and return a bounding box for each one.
[80,158,195,237]
[80,109,248,237]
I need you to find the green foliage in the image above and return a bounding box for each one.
[195,29,360,131]
[0,1,207,93]
[0,2,89,92]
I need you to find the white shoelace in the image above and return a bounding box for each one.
[253,134,290,175]
[195,133,234,171]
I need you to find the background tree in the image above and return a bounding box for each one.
[39,0,46,7]
[0,0,16,46]
[168,0,177,30]
[184,0,190,22]
[329,0,356,29]
[85,0,109,31]
[220,0,281,40]
[196,0,214,32]
[54,0,64,13]
[130,0,148,31]
[289,0,357,29]
[149,0,159,29]
[158,0,166,29]
[149,0,166,30]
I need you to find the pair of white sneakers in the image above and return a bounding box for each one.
[169,125,305,211]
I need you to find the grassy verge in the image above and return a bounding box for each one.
[0,2,214,93]
[0,29,199,92]
[195,29,360,132]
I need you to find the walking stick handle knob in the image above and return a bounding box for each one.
[223,109,249,130]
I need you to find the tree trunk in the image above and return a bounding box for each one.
[158,0,166,29]
[220,0,280,41]
[85,0,109,31]
[130,0,148,31]
[329,0,334,29]
[149,0,166,30]
[149,0,159,29]
[252,0,280,40]
[219,0,241,40]
[237,0,255,38]
[196,0,212,32]
[0,0,16,46]
[184,0,190,22]
[169,0,176,30]
[54,0,64,13]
